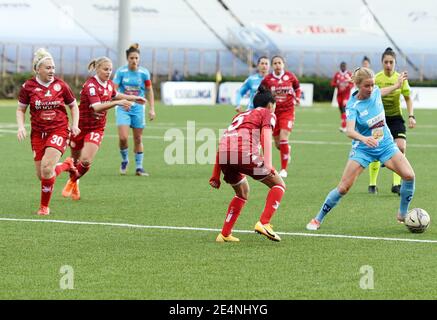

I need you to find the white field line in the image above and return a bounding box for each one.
[1,125,437,148]
[0,217,435,244]
[2,130,437,148]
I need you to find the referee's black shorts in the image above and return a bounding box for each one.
[386,115,406,140]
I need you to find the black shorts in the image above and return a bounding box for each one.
[386,115,406,140]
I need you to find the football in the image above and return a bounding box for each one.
[404,208,431,233]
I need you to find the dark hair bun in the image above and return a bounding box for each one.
[130,43,139,50]
[257,85,268,93]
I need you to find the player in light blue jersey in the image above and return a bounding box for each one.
[235,56,270,112]
[306,67,416,230]
[113,44,156,176]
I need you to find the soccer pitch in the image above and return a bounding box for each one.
[1,100,436,299]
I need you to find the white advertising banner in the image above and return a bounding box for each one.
[218,82,249,106]
[299,83,314,107]
[161,82,217,106]
[218,82,314,107]
[401,87,437,109]
[332,87,437,109]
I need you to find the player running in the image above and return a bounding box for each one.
[113,43,156,176]
[234,56,270,113]
[17,48,80,215]
[260,55,301,178]
[368,48,416,195]
[62,56,146,200]
[306,67,415,231]
[331,62,354,133]
[209,86,286,242]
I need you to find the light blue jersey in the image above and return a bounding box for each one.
[113,66,151,128]
[346,86,399,167]
[235,73,264,110]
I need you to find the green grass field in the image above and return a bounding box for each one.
[1,100,436,299]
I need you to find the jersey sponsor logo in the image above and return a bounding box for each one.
[273,86,294,96]
[40,110,57,121]
[34,100,61,109]
[367,113,385,128]
[53,84,62,92]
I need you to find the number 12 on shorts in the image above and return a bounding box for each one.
[89,132,101,143]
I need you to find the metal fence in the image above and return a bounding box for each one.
[1,42,436,80]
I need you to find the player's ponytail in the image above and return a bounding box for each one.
[126,43,140,58]
[32,48,54,72]
[88,56,112,72]
[352,67,374,86]
[253,85,275,108]
[382,47,396,61]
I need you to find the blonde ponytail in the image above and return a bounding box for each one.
[352,67,374,86]
[87,56,112,72]
[32,48,54,72]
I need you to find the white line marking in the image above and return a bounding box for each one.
[1,125,436,148]
[0,218,435,244]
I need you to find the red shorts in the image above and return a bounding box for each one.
[31,128,69,161]
[70,128,105,151]
[219,151,271,185]
[273,111,295,136]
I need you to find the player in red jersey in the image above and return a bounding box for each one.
[331,62,354,133]
[209,86,286,242]
[260,55,301,178]
[62,56,146,200]
[16,48,80,216]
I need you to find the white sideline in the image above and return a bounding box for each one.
[0,217,435,244]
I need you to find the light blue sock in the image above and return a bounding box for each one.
[120,148,129,162]
[135,152,144,170]
[399,179,415,216]
[315,188,343,223]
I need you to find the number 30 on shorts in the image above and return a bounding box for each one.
[50,135,64,147]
